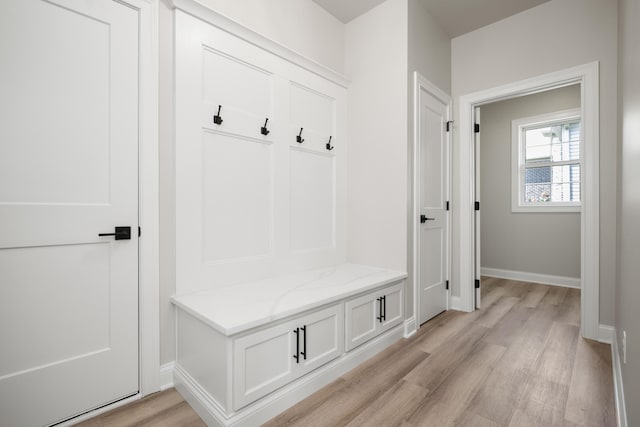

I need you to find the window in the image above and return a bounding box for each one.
[511,109,581,212]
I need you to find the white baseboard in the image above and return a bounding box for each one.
[481,267,581,288]
[450,295,462,311]
[404,317,417,338]
[160,362,175,391]
[175,325,405,427]
[611,329,628,427]
[599,324,615,344]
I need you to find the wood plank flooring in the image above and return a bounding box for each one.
[76,278,615,427]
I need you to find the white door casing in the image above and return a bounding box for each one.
[474,107,481,309]
[414,73,451,326]
[0,1,143,425]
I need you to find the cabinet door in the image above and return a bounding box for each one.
[233,320,297,410]
[344,292,379,351]
[297,304,343,374]
[380,282,404,332]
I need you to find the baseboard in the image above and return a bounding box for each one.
[160,362,175,391]
[450,295,462,311]
[599,324,614,344]
[404,317,417,338]
[175,325,405,427]
[611,330,628,427]
[481,267,581,288]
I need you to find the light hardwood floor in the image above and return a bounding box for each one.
[77,278,615,427]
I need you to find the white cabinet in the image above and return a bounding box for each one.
[345,282,404,351]
[233,304,343,410]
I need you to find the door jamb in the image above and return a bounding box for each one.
[412,72,452,331]
[457,62,600,340]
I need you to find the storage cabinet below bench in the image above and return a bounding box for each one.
[171,264,407,426]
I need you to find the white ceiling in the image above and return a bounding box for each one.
[313,0,552,37]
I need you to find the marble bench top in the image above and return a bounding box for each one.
[171,263,407,336]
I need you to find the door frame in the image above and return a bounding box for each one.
[412,72,452,329]
[457,62,600,340]
[57,0,160,424]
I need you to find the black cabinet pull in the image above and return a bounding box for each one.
[293,327,300,363]
[376,297,383,323]
[382,295,386,321]
[98,226,131,240]
[420,215,435,223]
[301,325,307,360]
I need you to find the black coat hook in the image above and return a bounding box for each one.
[261,118,270,135]
[213,105,223,125]
[297,128,305,143]
[326,136,334,151]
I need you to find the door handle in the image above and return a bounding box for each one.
[376,297,383,323]
[98,226,131,240]
[301,325,307,360]
[420,215,435,223]
[293,327,300,363]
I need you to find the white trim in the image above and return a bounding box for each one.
[598,324,615,344]
[481,267,581,289]
[449,296,462,311]
[611,330,628,427]
[135,0,161,397]
[55,394,142,427]
[160,362,176,391]
[412,72,452,329]
[168,0,349,88]
[404,317,417,338]
[457,62,600,340]
[175,325,405,427]
[511,108,582,213]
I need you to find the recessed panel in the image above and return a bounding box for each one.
[244,333,290,394]
[290,83,334,134]
[306,316,337,360]
[202,48,271,119]
[421,227,444,287]
[351,301,375,341]
[203,132,273,262]
[421,106,443,209]
[0,0,110,204]
[290,149,334,251]
[0,243,110,377]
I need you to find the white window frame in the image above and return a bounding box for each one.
[511,108,582,213]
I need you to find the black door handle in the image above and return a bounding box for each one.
[376,297,383,323]
[98,226,131,240]
[293,327,300,363]
[301,325,307,360]
[382,295,386,321]
[420,215,435,223]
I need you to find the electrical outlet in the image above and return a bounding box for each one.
[622,330,627,364]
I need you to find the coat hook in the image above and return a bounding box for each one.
[326,136,334,151]
[261,118,270,135]
[213,105,223,125]
[297,128,305,143]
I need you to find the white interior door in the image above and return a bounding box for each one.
[0,1,140,425]
[474,107,482,309]
[418,82,450,325]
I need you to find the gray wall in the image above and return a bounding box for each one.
[451,0,618,324]
[406,0,451,319]
[616,0,640,424]
[480,85,581,279]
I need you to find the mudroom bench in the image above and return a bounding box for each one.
[171,263,407,427]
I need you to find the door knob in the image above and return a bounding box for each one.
[420,215,435,223]
[98,226,131,240]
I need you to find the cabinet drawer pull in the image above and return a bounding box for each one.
[293,327,300,363]
[301,325,307,360]
[376,297,383,323]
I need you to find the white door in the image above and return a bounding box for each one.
[0,1,140,425]
[474,107,482,309]
[418,82,450,325]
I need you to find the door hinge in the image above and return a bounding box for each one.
[446,201,450,211]
[138,226,141,237]
[446,120,453,132]
[474,123,480,133]
[475,201,480,211]
[475,279,480,289]
[445,280,449,290]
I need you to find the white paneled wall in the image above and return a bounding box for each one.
[174,11,347,294]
